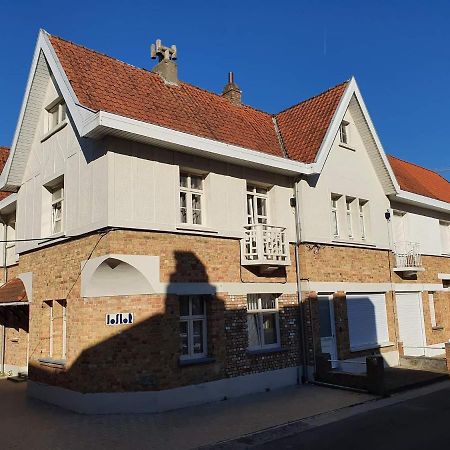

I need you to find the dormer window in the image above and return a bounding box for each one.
[339,120,349,145]
[45,99,66,134]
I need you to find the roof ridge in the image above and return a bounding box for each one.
[388,154,449,182]
[275,79,350,116]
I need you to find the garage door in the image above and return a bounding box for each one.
[395,292,426,356]
[346,293,390,351]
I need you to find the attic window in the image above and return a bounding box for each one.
[339,121,349,145]
[45,99,66,134]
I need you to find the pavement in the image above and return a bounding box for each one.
[208,380,450,449]
[0,380,373,450]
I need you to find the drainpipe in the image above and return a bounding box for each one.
[0,216,7,284]
[293,177,308,383]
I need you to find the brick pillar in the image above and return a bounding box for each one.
[367,356,385,396]
[398,341,404,357]
[445,343,450,372]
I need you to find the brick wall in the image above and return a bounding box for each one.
[20,230,301,393]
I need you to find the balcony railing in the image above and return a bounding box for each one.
[241,224,290,266]
[393,241,423,271]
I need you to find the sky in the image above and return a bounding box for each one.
[0,0,449,178]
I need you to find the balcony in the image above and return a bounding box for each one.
[393,241,424,274]
[241,224,290,267]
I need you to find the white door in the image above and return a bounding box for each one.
[393,211,407,244]
[395,292,426,356]
[318,295,338,368]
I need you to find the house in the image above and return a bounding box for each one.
[0,30,448,413]
[0,146,24,377]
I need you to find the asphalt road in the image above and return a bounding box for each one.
[253,387,450,450]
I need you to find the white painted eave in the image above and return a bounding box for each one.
[313,77,400,195]
[0,193,17,213]
[82,111,316,176]
[389,190,450,214]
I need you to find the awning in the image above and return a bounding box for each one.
[0,278,28,306]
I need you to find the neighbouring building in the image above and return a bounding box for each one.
[0,30,448,413]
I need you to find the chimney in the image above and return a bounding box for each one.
[150,39,178,84]
[222,72,241,105]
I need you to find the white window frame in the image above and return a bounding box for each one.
[345,197,354,239]
[331,194,340,238]
[47,300,68,360]
[247,294,281,350]
[179,295,207,360]
[440,221,450,255]
[247,185,269,225]
[51,185,64,235]
[45,99,66,134]
[359,200,367,240]
[339,120,349,145]
[179,173,204,225]
[428,292,438,328]
[5,218,16,266]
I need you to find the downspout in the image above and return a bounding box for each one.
[293,177,308,383]
[0,217,6,374]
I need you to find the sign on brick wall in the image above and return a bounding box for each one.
[106,313,134,326]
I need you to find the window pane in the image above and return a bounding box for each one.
[192,194,202,224]
[179,296,190,316]
[247,313,261,347]
[60,103,66,122]
[256,197,266,217]
[180,192,187,223]
[332,210,338,236]
[261,294,276,310]
[247,294,259,311]
[50,107,59,128]
[318,298,332,338]
[262,313,277,345]
[180,174,188,188]
[192,320,204,354]
[191,296,204,315]
[190,176,202,190]
[179,321,189,355]
[256,187,267,194]
[52,188,63,203]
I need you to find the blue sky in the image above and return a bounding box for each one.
[1,0,449,178]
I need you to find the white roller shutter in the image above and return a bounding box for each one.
[346,293,390,351]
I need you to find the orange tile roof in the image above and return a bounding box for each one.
[0,278,27,304]
[388,155,450,203]
[48,34,349,164]
[0,147,11,201]
[275,82,349,163]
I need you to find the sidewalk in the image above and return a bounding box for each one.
[0,380,373,450]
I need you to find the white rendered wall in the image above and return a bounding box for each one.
[299,100,391,248]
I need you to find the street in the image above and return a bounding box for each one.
[249,386,450,450]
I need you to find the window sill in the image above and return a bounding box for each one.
[331,239,376,249]
[432,326,444,331]
[339,143,357,151]
[176,225,218,234]
[178,357,215,367]
[38,358,66,368]
[350,342,395,353]
[246,347,287,356]
[40,121,67,143]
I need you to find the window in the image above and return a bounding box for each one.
[179,173,203,225]
[339,121,349,145]
[359,200,367,240]
[5,219,16,266]
[247,294,280,350]
[51,185,64,234]
[46,300,67,360]
[179,295,207,360]
[428,292,438,328]
[46,100,66,134]
[331,194,340,238]
[440,221,450,254]
[247,185,268,225]
[345,197,354,239]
